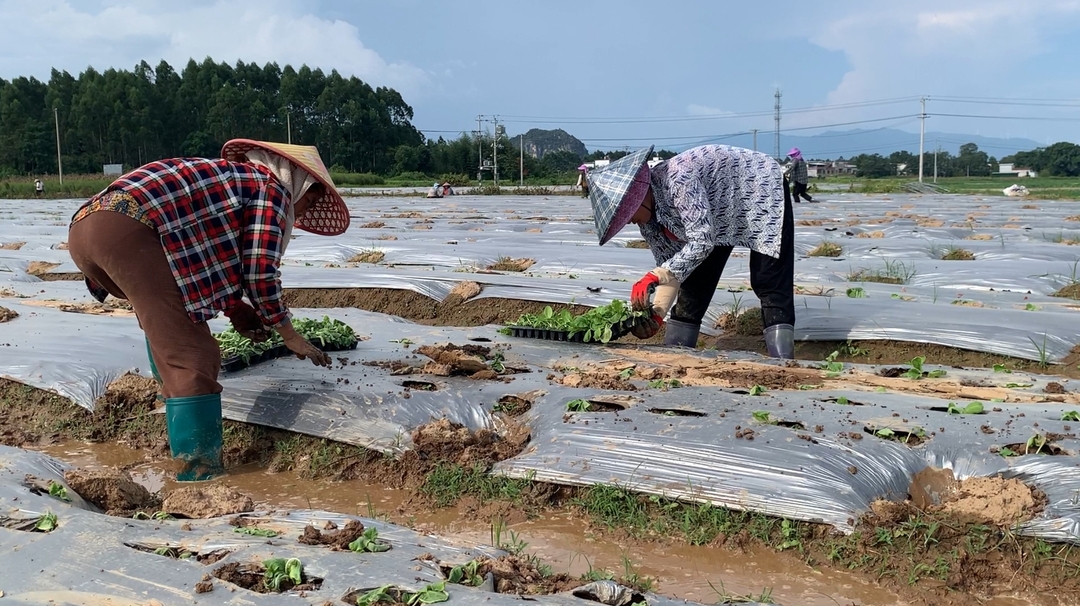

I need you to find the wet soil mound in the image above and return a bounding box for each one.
[937,476,1041,525]
[298,519,365,550]
[212,562,322,593]
[1055,283,1080,300]
[410,418,529,469]
[162,484,254,519]
[64,468,154,512]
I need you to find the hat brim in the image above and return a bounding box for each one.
[598,162,651,245]
[221,139,350,236]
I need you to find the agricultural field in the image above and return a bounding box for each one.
[2,191,1080,606]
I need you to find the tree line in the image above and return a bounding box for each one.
[848,142,1080,178]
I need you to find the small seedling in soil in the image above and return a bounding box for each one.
[999,447,1019,458]
[777,519,801,551]
[153,546,195,560]
[1005,382,1034,389]
[1029,334,1051,369]
[752,410,774,424]
[1062,411,1080,422]
[821,351,844,376]
[749,385,766,396]
[355,582,450,606]
[131,511,174,521]
[1026,434,1047,455]
[48,481,69,502]
[993,364,1012,373]
[947,402,985,415]
[233,526,279,538]
[566,399,590,412]
[810,241,843,257]
[903,356,946,380]
[846,287,866,298]
[647,378,682,390]
[872,426,926,445]
[447,559,484,586]
[618,367,635,380]
[1025,303,1039,311]
[835,396,850,405]
[348,527,391,553]
[34,512,57,532]
[391,338,415,346]
[490,351,506,373]
[263,558,303,592]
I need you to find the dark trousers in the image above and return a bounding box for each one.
[670,185,795,330]
[791,181,813,202]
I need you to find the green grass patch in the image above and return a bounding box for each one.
[848,260,916,285]
[420,463,533,507]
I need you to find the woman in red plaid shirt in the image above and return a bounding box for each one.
[67,139,350,481]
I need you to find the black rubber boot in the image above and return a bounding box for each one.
[764,323,795,359]
[664,319,700,348]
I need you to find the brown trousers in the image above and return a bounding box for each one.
[68,211,222,399]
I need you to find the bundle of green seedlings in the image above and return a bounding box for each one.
[214,316,357,362]
[505,300,646,343]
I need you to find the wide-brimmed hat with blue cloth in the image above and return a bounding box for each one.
[585,145,654,246]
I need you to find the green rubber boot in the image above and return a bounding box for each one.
[145,338,165,404]
[165,394,224,482]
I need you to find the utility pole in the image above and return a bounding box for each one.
[476,114,485,183]
[773,89,782,160]
[53,107,63,186]
[751,129,758,152]
[918,97,926,183]
[287,114,292,144]
[934,144,939,183]
[492,116,500,187]
[519,134,524,186]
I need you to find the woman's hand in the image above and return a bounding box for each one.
[631,314,664,340]
[225,301,272,343]
[276,321,332,367]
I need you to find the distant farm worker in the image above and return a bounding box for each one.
[576,164,589,198]
[786,147,813,203]
[427,182,443,198]
[586,144,795,358]
[66,139,347,481]
[34,179,44,197]
[441,182,454,196]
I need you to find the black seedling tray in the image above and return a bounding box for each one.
[508,317,641,344]
[221,339,358,372]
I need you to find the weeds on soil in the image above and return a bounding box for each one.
[848,259,916,285]
[809,241,842,257]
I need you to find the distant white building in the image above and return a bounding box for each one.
[996,163,1037,178]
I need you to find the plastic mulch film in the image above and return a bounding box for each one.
[1,304,1078,547]
[0,446,723,606]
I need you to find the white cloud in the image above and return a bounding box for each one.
[686,103,734,116]
[0,0,432,97]
[795,1,1080,132]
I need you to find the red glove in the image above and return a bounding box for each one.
[631,272,660,310]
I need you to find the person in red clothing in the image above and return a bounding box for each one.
[66,139,350,481]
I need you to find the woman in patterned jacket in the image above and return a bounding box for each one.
[585,144,795,358]
[66,139,348,480]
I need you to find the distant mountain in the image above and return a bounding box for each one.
[518,128,588,159]
[655,128,1044,160]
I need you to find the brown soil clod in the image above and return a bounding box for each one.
[359,221,386,228]
[0,241,26,250]
[63,468,154,513]
[349,250,385,264]
[298,519,365,550]
[416,343,499,378]
[446,280,482,304]
[26,261,60,276]
[1044,381,1066,394]
[856,230,886,239]
[409,418,530,469]
[211,562,322,594]
[161,484,254,519]
[809,241,843,257]
[0,306,17,323]
[453,555,580,595]
[625,240,650,249]
[1054,283,1080,300]
[941,248,975,261]
[495,394,535,416]
[487,257,534,272]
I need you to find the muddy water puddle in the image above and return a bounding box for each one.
[34,441,1037,606]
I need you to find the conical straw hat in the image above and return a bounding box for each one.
[585,146,654,245]
[221,139,350,236]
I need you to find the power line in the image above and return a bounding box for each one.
[930,112,1080,122]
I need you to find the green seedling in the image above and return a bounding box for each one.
[489,351,506,373]
[875,386,888,393]
[448,559,484,586]
[777,519,801,551]
[947,402,985,415]
[510,300,646,343]
[749,385,766,396]
[1025,303,1039,311]
[821,351,844,376]
[752,410,773,424]
[647,378,682,390]
[233,526,279,538]
[1025,434,1047,455]
[903,356,946,380]
[618,367,635,380]
[846,287,866,298]
[566,399,590,412]
[215,316,357,361]
[993,364,1011,373]
[47,481,69,502]
[1005,382,1034,389]
[153,511,174,521]
[263,557,303,592]
[390,338,415,346]
[1062,411,1080,422]
[348,527,392,553]
[999,447,1018,458]
[875,428,896,438]
[798,384,823,390]
[34,511,57,532]
[836,396,850,405]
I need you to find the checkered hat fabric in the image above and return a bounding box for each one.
[221,139,350,236]
[585,146,654,245]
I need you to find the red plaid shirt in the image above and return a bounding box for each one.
[76,158,292,327]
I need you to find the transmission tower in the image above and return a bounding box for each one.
[773,88,782,159]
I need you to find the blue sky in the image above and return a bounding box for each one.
[2,0,1079,152]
